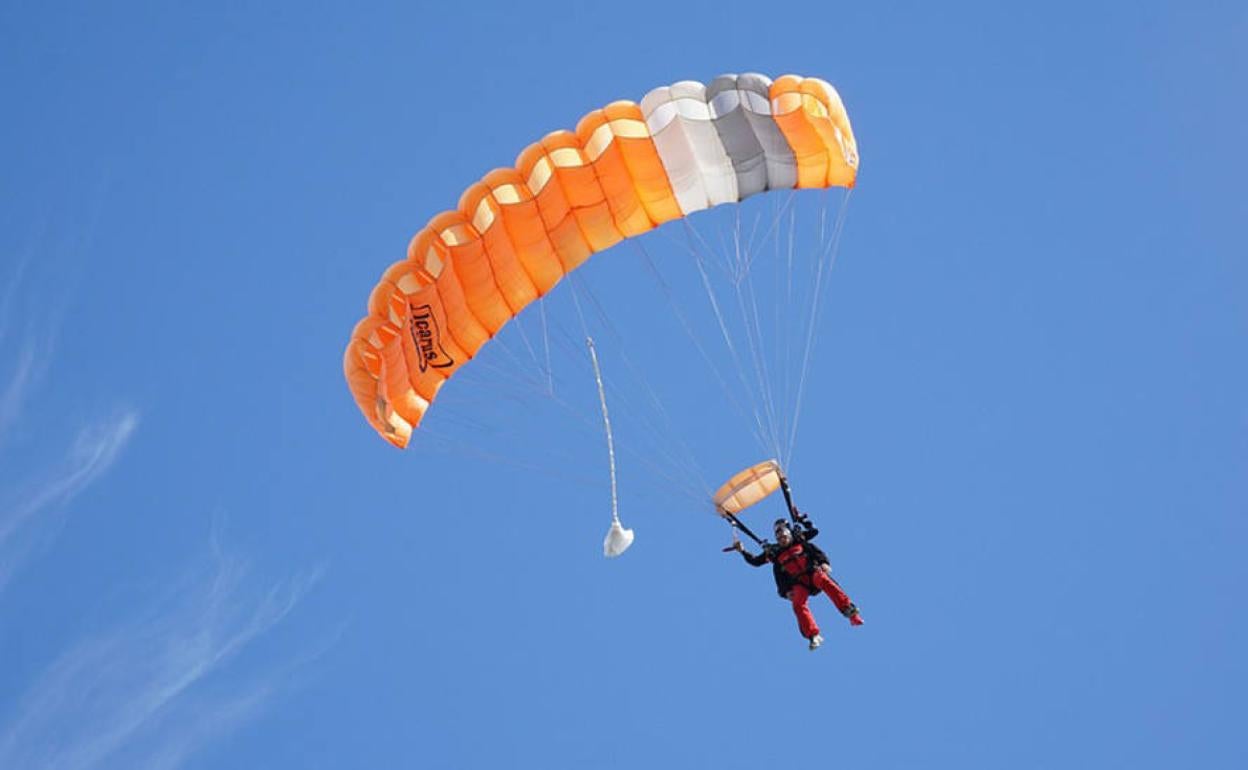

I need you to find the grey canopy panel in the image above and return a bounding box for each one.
[707,74,771,199]
[737,73,799,191]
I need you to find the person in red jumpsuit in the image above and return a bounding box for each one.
[733,516,863,650]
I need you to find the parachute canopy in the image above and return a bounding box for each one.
[603,520,635,558]
[344,73,859,448]
[713,459,783,517]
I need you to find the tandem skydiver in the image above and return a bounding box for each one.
[730,510,863,651]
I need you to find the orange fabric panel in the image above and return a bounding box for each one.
[426,211,511,335]
[601,101,683,225]
[575,109,654,239]
[366,268,454,408]
[347,319,382,379]
[769,75,860,190]
[395,287,460,408]
[480,169,565,295]
[343,330,393,439]
[801,77,859,189]
[459,180,540,312]
[346,315,419,447]
[364,259,472,424]
[712,459,782,516]
[538,131,624,253]
[770,75,829,188]
[516,141,594,271]
[408,228,491,357]
[378,319,424,426]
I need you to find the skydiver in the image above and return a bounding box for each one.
[731,515,863,650]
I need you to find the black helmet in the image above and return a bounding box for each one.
[773,519,790,530]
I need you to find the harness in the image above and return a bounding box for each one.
[776,543,812,578]
[767,538,828,598]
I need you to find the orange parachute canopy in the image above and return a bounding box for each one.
[344,73,859,447]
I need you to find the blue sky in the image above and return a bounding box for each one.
[2,1,1245,768]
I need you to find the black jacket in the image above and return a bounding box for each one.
[740,525,829,598]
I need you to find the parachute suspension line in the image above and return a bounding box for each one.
[681,218,766,418]
[739,245,784,461]
[631,240,761,447]
[785,189,853,466]
[413,424,604,488]
[421,404,503,437]
[818,186,829,251]
[567,274,710,499]
[728,213,774,453]
[728,190,798,282]
[509,308,551,397]
[483,331,553,396]
[784,202,798,443]
[738,207,767,279]
[723,511,764,545]
[539,299,554,396]
[458,346,553,403]
[587,336,636,557]
[785,204,797,402]
[440,359,609,454]
[730,206,784,461]
[442,329,698,503]
[776,190,827,458]
[772,197,784,458]
[566,279,706,505]
[683,219,775,456]
[738,204,788,454]
[683,212,735,284]
[711,190,797,278]
[731,204,742,277]
[717,212,738,281]
[569,280,708,504]
[727,206,741,265]
[730,192,799,446]
[757,190,799,253]
[730,211,785,462]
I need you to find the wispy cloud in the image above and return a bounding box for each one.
[0,183,324,768]
[0,411,139,592]
[0,246,51,445]
[0,341,39,440]
[131,684,274,770]
[0,535,324,770]
[0,237,35,346]
[0,234,79,454]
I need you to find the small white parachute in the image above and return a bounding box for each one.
[603,520,635,558]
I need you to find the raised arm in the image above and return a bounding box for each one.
[734,542,770,567]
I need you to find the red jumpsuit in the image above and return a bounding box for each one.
[742,531,861,640]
